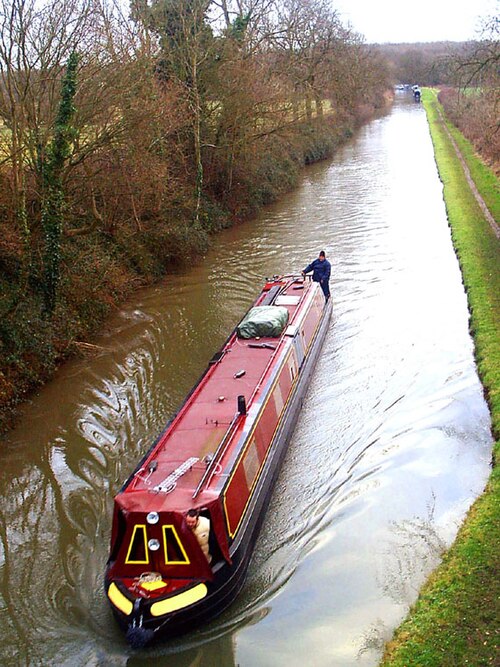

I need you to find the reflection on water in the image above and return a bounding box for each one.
[0,95,493,666]
[380,496,447,606]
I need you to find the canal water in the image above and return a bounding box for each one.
[0,95,493,666]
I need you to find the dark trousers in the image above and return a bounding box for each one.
[318,280,330,300]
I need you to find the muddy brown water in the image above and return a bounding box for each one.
[0,95,493,666]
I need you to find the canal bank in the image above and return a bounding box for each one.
[381,89,499,667]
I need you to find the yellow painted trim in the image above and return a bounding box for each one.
[108,582,133,616]
[162,524,190,565]
[140,580,167,592]
[150,584,208,617]
[223,348,296,538]
[125,524,149,564]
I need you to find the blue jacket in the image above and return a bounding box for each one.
[303,258,331,284]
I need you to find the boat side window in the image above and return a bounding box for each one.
[125,525,149,564]
[162,525,190,564]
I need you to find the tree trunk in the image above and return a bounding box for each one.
[191,55,203,226]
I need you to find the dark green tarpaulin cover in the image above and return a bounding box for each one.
[237,306,289,339]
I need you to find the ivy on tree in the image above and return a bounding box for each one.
[41,50,79,315]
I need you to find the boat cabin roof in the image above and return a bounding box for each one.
[119,277,320,512]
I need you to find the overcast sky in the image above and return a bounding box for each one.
[333,0,498,44]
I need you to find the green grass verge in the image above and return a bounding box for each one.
[380,89,500,666]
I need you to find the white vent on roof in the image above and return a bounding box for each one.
[275,296,300,306]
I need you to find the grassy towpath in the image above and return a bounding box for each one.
[380,89,499,666]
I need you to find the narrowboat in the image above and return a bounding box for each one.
[105,274,332,647]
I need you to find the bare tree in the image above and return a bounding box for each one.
[0,0,94,294]
[455,13,499,87]
[437,10,499,172]
[268,0,364,121]
[130,0,217,225]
